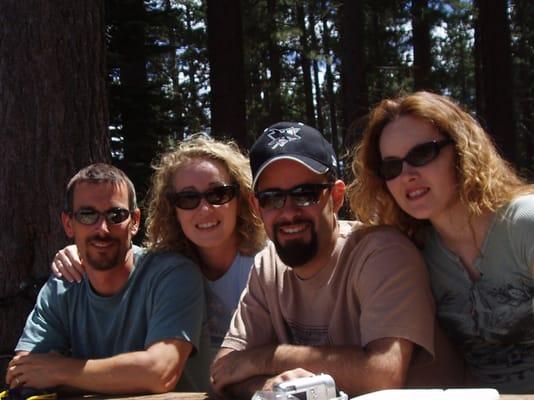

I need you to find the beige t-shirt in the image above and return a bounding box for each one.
[223,221,435,360]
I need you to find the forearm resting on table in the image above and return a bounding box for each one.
[269,339,413,395]
[214,338,413,396]
[11,340,191,394]
[224,375,271,399]
[69,340,191,394]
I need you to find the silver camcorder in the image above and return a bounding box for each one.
[252,374,348,400]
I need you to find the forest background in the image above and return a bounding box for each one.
[0,0,532,381]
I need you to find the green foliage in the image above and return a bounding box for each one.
[432,0,476,107]
[365,0,413,104]
[105,0,533,177]
[510,0,534,176]
[107,0,209,159]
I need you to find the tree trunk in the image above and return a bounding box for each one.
[321,6,340,166]
[296,4,316,126]
[368,6,386,99]
[207,0,247,147]
[474,0,516,164]
[411,0,433,90]
[308,2,325,132]
[512,0,534,176]
[266,0,283,123]
[185,4,202,134]
[0,0,108,377]
[108,0,154,201]
[339,0,368,142]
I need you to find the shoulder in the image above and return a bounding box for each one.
[344,223,417,252]
[339,224,426,277]
[42,275,78,297]
[134,251,205,305]
[253,241,278,268]
[137,246,196,269]
[495,195,534,238]
[338,219,359,236]
[31,275,81,314]
[233,252,256,272]
[495,196,534,264]
[500,194,534,221]
[250,241,285,280]
[137,248,203,281]
[233,252,256,280]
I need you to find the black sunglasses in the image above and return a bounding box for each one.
[72,207,131,226]
[379,139,453,181]
[167,184,239,210]
[255,183,334,210]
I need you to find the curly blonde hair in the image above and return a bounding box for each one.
[144,134,266,261]
[347,91,533,245]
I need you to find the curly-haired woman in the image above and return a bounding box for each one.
[52,135,266,360]
[348,91,534,393]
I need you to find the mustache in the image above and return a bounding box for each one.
[86,234,119,244]
[274,218,313,230]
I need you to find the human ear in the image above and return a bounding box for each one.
[331,180,346,213]
[61,211,75,238]
[130,209,141,235]
[249,192,261,216]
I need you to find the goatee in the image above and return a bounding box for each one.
[85,234,122,271]
[273,221,318,267]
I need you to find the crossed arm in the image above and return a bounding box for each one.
[6,339,192,394]
[210,337,414,398]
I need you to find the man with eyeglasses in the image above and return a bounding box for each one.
[210,122,456,398]
[6,163,209,394]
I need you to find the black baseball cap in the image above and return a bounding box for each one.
[250,122,338,189]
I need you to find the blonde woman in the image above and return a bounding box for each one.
[348,91,534,393]
[52,135,266,359]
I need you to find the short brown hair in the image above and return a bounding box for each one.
[65,163,137,212]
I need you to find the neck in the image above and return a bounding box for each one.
[431,202,492,248]
[293,223,339,280]
[430,202,493,276]
[85,248,135,296]
[198,237,239,281]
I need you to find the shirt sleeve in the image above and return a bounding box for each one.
[355,228,436,359]
[222,253,276,351]
[15,276,70,353]
[144,254,206,352]
[505,195,534,275]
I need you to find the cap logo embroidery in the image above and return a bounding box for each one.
[266,126,302,149]
[331,154,338,168]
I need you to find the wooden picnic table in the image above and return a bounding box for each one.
[67,394,209,400]
[502,397,534,400]
[66,393,534,400]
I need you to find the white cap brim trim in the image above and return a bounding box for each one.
[252,155,329,189]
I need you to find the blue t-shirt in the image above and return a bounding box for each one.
[16,246,210,391]
[424,195,534,393]
[204,252,254,360]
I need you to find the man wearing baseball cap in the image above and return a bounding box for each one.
[210,122,462,398]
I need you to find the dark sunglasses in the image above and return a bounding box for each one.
[167,184,239,210]
[379,139,453,181]
[72,207,131,226]
[255,183,334,210]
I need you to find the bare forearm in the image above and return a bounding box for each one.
[224,375,270,400]
[269,343,411,395]
[212,339,412,396]
[237,339,412,396]
[54,351,179,394]
[9,341,190,394]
